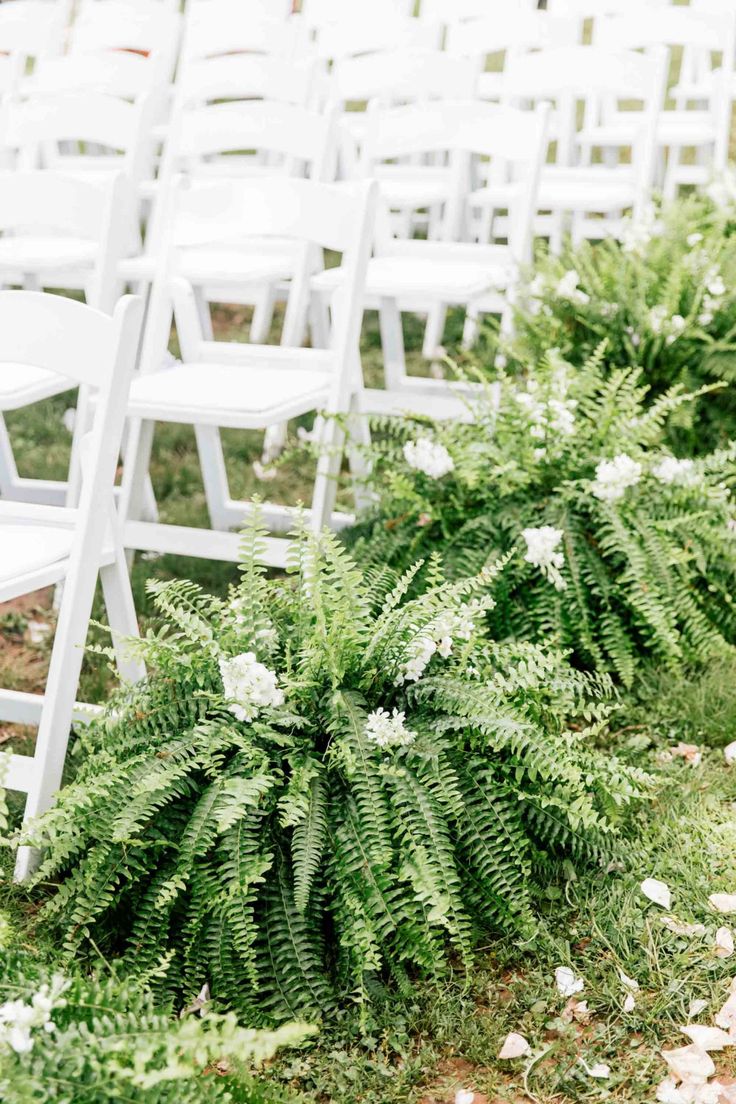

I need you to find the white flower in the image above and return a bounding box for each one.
[522,526,566,590]
[652,457,697,487]
[364,707,415,749]
[707,169,736,209]
[397,606,477,683]
[556,269,590,305]
[666,314,687,345]
[0,979,67,1056]
[403,438,454,479]
[592,454,642,503]
[687,232,704,247]
[707,275,726,298]
[219,652,284,723]
[649,305,668,335]
[528,274,546,299]
[621,207,658,255]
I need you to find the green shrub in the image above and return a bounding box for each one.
[0,946,309,1103]
[19,518,646,1022]
[508,195,736,451]
[351,353,736,686]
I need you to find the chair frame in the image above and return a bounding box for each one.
[0,291,144,880]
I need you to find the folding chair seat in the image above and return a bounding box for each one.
[0,290,144,881]
[300,0,415,35]
[585,9,736,198]
[316,101,549,409]
[120,176,377,569]
[501,46,667,249]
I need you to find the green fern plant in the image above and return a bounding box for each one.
[0,947,309,1103]
[18,517,647,1023]
[351,353,736,687]
[508,194,736,451]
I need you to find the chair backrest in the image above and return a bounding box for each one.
[447,10,573,57]
[174,54,317,109]
[3,89,164,183]
[594,7,736,61]
[421,0,537,23]
[547,0,666,13]
[0,1,66,63]
[185,0,292,20]
[148,177,377,405]
[69,0,181,79]
[300,0,414,29]
[361,99,550,262]
[162,99,339,182]
[502,43,665,101]
[330,48,479,104]
[0,170,133,310]
[179,7,304,64]
[314,14,440,62]
[25,50,169,100]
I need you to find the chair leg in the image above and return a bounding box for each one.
[119,418,156,565]
[14,563,101,881]
[310,414,345,532]
[0,413,20,497]
[194,424,233,531]
[99,543,146,685]
[423,304,447,361]
[250,284,277,344]
[378,297,408,393]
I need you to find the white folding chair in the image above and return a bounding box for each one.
[0,291,144,880]
[24,43,171,100]
[316,100,550,415]
[502,46,667,250]
[590,8,736,198]
[120,176,377,568]
[0,172,134,508]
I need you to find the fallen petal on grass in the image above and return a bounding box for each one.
[680,1025,735,1051]
[455,1092,475,1104]
[716,927,735,959]
[643,878,672,909]
[579,1058,610,1079]
[623,993,636,1012]
[710,895,736,914]
[689,1000,709,1020]
[662,1043,716,1082]
[555,966,584,997]
[715,992,736,1031]
[662,916,707,937]
[724,741,736,766]
[498,1032,531,1059]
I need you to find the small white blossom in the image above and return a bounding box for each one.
[219,652,284,723]
[403,438,454,480]
[592,454,642,503]
[396,606,477,684]
[707,275,726,298]
[652,457,697,487]
[649,305,668,335]
[556,269,590,305]
[365,707,415,749]
[621,206,659,256]
[0,979,67,1056]
[707,169,736,209]
[522,526,566,590]
[687,232,703,246]
[665,314,687,345]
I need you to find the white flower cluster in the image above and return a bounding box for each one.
[516,366,577,451]
[698,269,727,326]
[555,269,590,306]
[219,652,285,723]
[397,607,477,684]
[0,978,66,1055]
[706,169,736,210]
[648,306,686,345]
[522,526,566,591]
[652,456,697,487]
[403,438,454,480]
[364,707,416,749]
[592,454,642,503]
[621,206,660,257]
